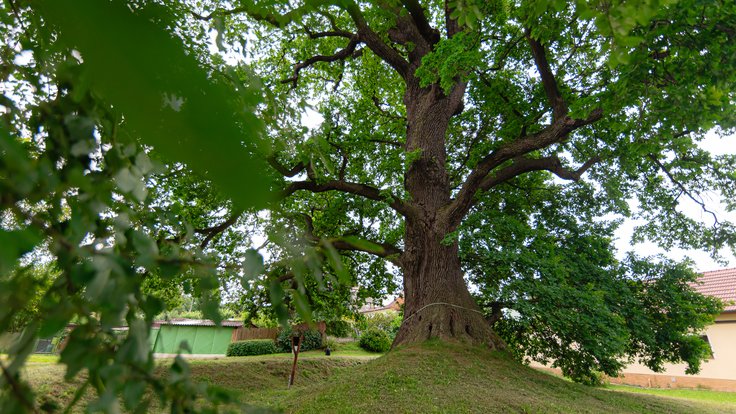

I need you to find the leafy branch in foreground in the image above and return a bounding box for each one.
[0,0,291,411]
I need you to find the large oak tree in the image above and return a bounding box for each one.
[193,0,736,360]
[2,1,736,410]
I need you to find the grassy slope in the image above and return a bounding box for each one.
[16,348,375,411]
[14,343,736,413]
[261,341,735,414]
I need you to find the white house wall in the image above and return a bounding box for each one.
[621,312,736,381]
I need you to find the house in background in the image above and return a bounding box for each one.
[359,296,404,316]
[610,267,736,391]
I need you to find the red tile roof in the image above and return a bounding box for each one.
[693,268,736,312]
[359,296,404,314]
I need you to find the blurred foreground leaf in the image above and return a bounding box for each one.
[33,0,271,209]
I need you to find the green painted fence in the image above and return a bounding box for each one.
[151,325,234,355]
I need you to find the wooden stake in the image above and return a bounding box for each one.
[288,335,302,388]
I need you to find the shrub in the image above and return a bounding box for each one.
[227,339,278,357]
[325,319,352,337]
[324,337,339,351]
[359,328,392,353]
[357,312,403,339]
[276,327,323,352]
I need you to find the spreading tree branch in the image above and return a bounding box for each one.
[330,238,403,265]
[302,214,403,265]
[486,35,526,71]
[339,0,410,77]
[282,35,361,88]
[372,96,406,122]
[189,6,249,21]
[478,155,601,191]
[267,155,308,178]
[196,2,410,80]
[526,31,568,121]
[218,3,311,27]
[322,139,350,180]
[284,179,415,218]
[304,26,354,39]
[400,0,440,44]
[648,154,720,226]
[447,109,603,227]
[194,209,243,249]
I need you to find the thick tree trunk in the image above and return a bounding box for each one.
[392,81,505,350]
[393,220,505,349]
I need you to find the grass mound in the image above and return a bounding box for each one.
[16,343,736,413]
[188,354,365,397]
[21,352,367,411]
[272,341,733,413]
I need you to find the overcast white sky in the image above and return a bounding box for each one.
[612,131,736,272]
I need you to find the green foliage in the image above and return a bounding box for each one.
[357,312,403,339]
[464,179,723,384]
[0,232,42,275]
[0,0,291,411]
[141,274,184,312]
[323,337,339,351]
[248,311,280,328]
[416,31,482,93]
[358,328,392,353]
[226,339,278,357]
[1,265,57,333]
[276,327,323,352]
[325,319,352,338]
[33,0,271,209]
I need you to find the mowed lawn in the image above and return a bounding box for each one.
[605,384,736,405]
[8,342,736,413]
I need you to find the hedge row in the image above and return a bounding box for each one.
[276,328,323,352]
[226,339,278,356]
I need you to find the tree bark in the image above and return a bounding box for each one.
[392,80,505,350]
[394,219,505,349]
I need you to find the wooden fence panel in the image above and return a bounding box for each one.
[293,321,327,336]
[230,322,327,342]
[231,327,279,342]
